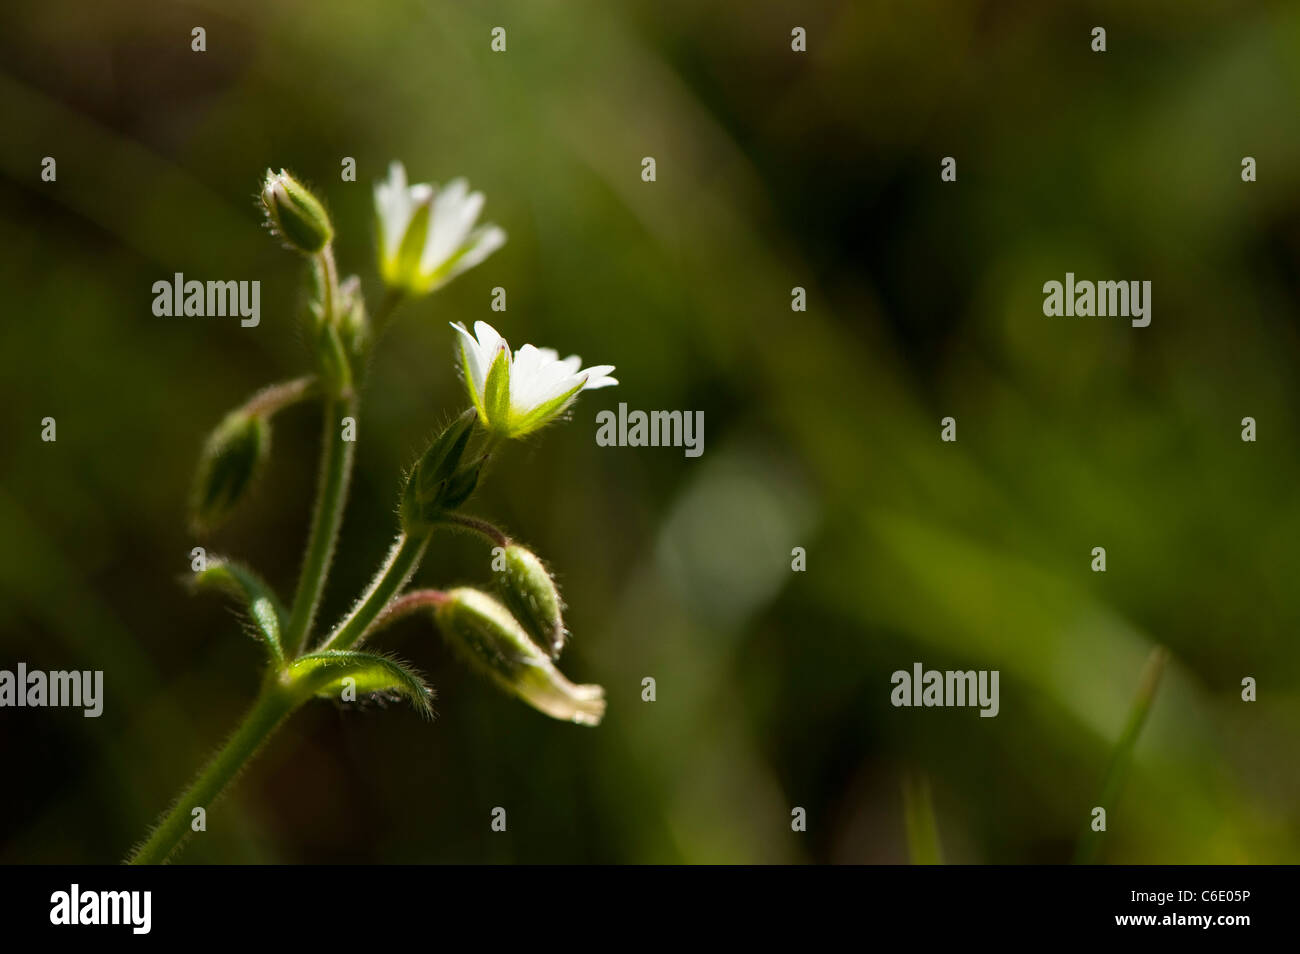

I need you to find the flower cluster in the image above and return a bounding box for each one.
[136,161,617,863]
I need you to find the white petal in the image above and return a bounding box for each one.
[511,344,545,387]
[423,179,476,270]
[472,320,506,360]
[374,163,414,262]
[451,322,488,395]
[440,224,505,284]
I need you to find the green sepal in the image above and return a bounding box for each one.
[337,275,369,356]
[315,320,353,397]
[438,455,484,512]
[402,411,483,531]
[416,409,476,497]
[391,198,431,290]
[261,169,333,255]
[498,544,567,658]
[482,346,511,431]
[435,588,604,726]
[507,379,584,438]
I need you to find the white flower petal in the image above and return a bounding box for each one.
[451,322,488,395]
[423,179,474,269]
[440,225,505,284]
[375,162,413,263]
[472,320,506,361]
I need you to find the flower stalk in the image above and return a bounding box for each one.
[128,679,301,865]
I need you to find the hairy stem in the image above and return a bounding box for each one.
[320,531,431,652]
[366,588,451,639]
[128,680,301,864]
[439,512,509,546]
[317,246,338,327]
[284,394,357,657]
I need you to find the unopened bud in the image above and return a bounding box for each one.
[190,410,269,533]
[401,409,482,531]
[337,275,369,355]
[498,544,567,658]
[436,588,604,726]
[261,168,333,254]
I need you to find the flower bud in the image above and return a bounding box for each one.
[261,168,333,254]
[336,275,369,355]
[498,544,567,658]
[401,410,483,531]
[190,409,269,533]
[435,588,604,726]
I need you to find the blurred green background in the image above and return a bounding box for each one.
[1,0,1298,864]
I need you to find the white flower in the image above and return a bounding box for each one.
[451,321,617,438]
[374,161,505,295]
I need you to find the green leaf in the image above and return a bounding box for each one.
[289,650,434,718]
[191,558,286,666]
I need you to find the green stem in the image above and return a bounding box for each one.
[1072,645,1170,864]
[284,394,357,657]
[367,588,452,640]
[371,288,406,343]
[439,512,509,546]
[128,681,301,864]
[320,531,430,652]
[317,246,338,326]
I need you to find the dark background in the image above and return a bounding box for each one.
[1,0,1297,863]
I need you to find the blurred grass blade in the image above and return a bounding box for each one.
[191,558,286,667]
[902,772,943,865]
[1073,645,1170,864]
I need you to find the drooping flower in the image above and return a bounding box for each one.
[435,587,605,726]
[451,320,617,439]
[374,162,505,295]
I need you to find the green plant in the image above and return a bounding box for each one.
[128,163,614,864]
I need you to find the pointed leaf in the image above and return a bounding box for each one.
[191,558,286,666]
[289,650,434,718]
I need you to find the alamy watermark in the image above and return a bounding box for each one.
[0,663,103,717]
[891,662,999,717]
[595,403,703,457]
[1042,272,1150,327]
[50,884,150,934]
[152,273,260,327]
